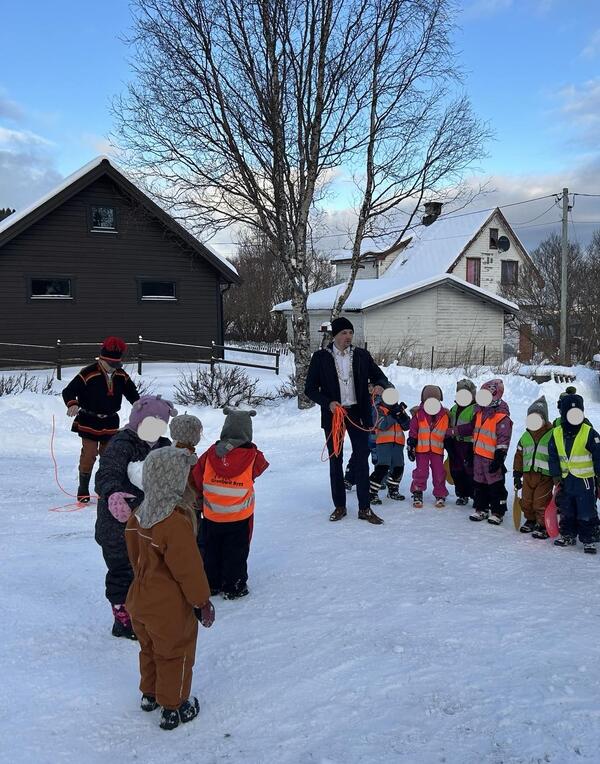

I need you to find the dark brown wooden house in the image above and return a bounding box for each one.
[0,156,239,366]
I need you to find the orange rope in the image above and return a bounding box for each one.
[49,415,98,512]
[321,400,379,462]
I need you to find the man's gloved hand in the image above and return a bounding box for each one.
[194,601,215,628]
[513,472,523,491]
[407,437,417,462]
[488,449,506,474]
[108,492,135,522]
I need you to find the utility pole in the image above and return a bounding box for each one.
[560,187,569,365]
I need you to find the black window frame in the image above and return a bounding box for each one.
[89,204,118,233]
[489,227,499,250]
[501,260,519,286]
[28,275,75,300]
[137,278,178,302]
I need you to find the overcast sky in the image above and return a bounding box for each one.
[1,0,599,255]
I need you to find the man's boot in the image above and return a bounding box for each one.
[77,471,92,503]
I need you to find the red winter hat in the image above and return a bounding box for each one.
[99,336,127,362]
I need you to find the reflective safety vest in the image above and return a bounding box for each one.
[449,403,475,443]
[553,424,594,479]
[416,410,449,455]
[203,456,256,523]
[375,405,405,446]
[518,430,552,475]
[473,411,507,459]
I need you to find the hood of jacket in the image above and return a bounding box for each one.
[206,442,258,477]
[135,446,197,529]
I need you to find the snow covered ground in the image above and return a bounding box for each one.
[2,359,600,763]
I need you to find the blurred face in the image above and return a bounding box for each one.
[334,329,354,350]
[476,388,494,407]
[526,413,544,432]
[137,416,168,443]
[566,408,584,426]
[424,397,441,415]
[455,389,473,407]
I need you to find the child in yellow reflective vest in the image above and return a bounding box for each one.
[369,392,410,504]
[407,385,449,508]
[191,407,269,598]
[548,392,600,552]
[512,396,554,537]
[469,379,513,525]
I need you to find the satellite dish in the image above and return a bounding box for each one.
[498,235,510,252]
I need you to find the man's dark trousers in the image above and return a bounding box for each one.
[326,405,370,511]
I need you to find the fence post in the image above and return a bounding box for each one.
[56,339,62,381]
[275,350,280,376]
[482,345,486,366]
[210,340,216,375]
[137,335,143,375]
[431,346,434,371]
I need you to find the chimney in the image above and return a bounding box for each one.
[422,201,443,227]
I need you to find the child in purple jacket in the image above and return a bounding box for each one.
[407,385,449,509]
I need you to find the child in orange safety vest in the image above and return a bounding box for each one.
[407,385,449,509]
[369,390,411,505]
[191,406,269,600]
[469,379,513,525]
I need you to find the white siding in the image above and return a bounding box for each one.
[284,310,365,352]
[362,284,506,364]
[334,260,379,284]
[450,212,524,294]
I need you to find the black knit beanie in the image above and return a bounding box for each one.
[331,317,354,337]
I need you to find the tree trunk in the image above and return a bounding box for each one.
[291,289,313,409]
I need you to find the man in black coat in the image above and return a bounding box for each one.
[305,317,389,524]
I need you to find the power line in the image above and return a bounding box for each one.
[573,193,600,198]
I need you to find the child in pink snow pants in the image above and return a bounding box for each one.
[407,385,449,508]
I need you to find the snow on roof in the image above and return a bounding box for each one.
[0,155,238,279]
[272,273,519,313]
[382,208,494,282]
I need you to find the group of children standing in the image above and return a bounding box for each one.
[350,378,600,552]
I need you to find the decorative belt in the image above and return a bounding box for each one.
[79,408,114,419]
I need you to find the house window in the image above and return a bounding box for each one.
[501,260,518,286]
[489,228,499,249]
[30,278,72,299]
[91,205,117,231]
[466,258,481,286]
[139,280,177,300]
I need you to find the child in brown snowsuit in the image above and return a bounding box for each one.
[125,446,215,730]
[513,396,555,538]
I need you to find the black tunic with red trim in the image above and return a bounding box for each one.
[62,362,140,442]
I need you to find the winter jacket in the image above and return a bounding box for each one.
[513,422,554,474]
[548,422,600,495]
[473,400,512,454]
[408,405,450,454]
[94,429,170,550]
[191,443,269,514]
[125,508,211,634]
[304,344,389,430]
[62,362,139,441]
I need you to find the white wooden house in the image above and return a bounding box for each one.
[273,208,534,363]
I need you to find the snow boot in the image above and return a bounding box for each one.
[412,491,423,509]
[344,476,354,492]
[77,471,92,503]
[584,543,597,555]
[160,697,200,731]
[455,496,469,506]
[386,479,405,501]
[487,513,503,525]
[369,480,383,505]
[111,604,137,640]
[223,586,249,600]
[554,535,576,547]
[532,525,549,539]
[469,509,489,522]
[435,497,446,509]
[520,519,537,534]
[358,507,384,524]
[141,695,158,712]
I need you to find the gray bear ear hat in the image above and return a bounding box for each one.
[215,406,256,457]
[456,379,476,395]
[136,446,197,529]
[170,413,203,447]
[527,396,549,423]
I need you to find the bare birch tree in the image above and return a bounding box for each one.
[114,0,487,405]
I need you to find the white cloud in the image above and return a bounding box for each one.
[557,78,600,145]
[0,92,25,122]
[0,149,62,210]
[0,126,54,149]
[463,0,513,19]
[582,29,600,59]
